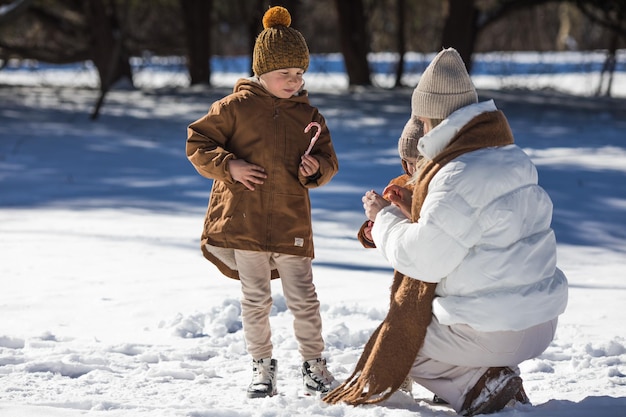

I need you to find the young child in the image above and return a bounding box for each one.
[186,6,339,398]
[357,117,423,249]
[356,117,423,398]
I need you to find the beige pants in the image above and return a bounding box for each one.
[409,316,558,412]
[233,249,325,361]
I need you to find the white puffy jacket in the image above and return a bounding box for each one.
[372,100,568,332]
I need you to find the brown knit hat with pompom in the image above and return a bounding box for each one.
[253,6,310,76]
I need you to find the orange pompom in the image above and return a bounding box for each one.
[262,6,291,29]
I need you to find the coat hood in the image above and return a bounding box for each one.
[418,100,497,160]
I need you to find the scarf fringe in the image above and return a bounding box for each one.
[323,372,396,405]
[323,275,434,406]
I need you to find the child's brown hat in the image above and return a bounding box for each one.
[253,6,310,76]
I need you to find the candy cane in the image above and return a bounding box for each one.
[304,122,321,156]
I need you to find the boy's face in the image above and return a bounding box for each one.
[259,68,305,99]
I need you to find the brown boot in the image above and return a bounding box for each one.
[461,367,522,416]
[515,384,531,404]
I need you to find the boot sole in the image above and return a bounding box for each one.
[247,389,277,399]
[247,383,277,399]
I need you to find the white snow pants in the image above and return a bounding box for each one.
[234,249,325,362]
[409,316,558,412]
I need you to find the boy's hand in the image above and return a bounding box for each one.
[299,154,320,177]
[362,190,390,222]
[228,159,267,191]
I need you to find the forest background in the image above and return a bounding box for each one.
[1,0,625,113]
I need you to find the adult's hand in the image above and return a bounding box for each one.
[383,184,412,219]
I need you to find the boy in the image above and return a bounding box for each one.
[186,6,339,398]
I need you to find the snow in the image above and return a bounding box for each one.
[1,61,625,416]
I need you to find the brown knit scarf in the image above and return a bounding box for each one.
[324,110,514,406]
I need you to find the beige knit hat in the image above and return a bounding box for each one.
[397,117,423,161]
[411,48,478,119]
[252,6,309,76]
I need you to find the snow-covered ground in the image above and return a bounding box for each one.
[0,61,625,416]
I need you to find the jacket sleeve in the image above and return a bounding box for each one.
[186,101,237,183]
[371,178,480,282]
[299,114,339,188]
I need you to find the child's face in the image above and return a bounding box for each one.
[405,160,417,176]
[418,117,432,133]
[259,68,305,98]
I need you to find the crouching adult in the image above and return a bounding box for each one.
[324,48,568,416]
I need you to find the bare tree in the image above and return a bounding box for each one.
[574,0,626,97]
[1,0,623,98]
[441,0,612,71]
[246,0,266,76]
[86,0,133,119]
[442,0,557,71]
[480,0,626,97]
[180,0,212,85]
[441,0,479,72]
[0,0,33,68]
[0,1,91,63]
[574,0,626,34]
[0,0,133,118]
[393,0,406,87]
[334,0,371,86]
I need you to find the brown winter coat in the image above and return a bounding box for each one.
[186,78,339,279]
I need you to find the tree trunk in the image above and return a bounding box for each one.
[441,0,478,72]
[394,0,406,88]
[597,31,618,97]
[334,0,371,86]
[180,0,212,85]
[247,0,266,76]
[84,0,132,120]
